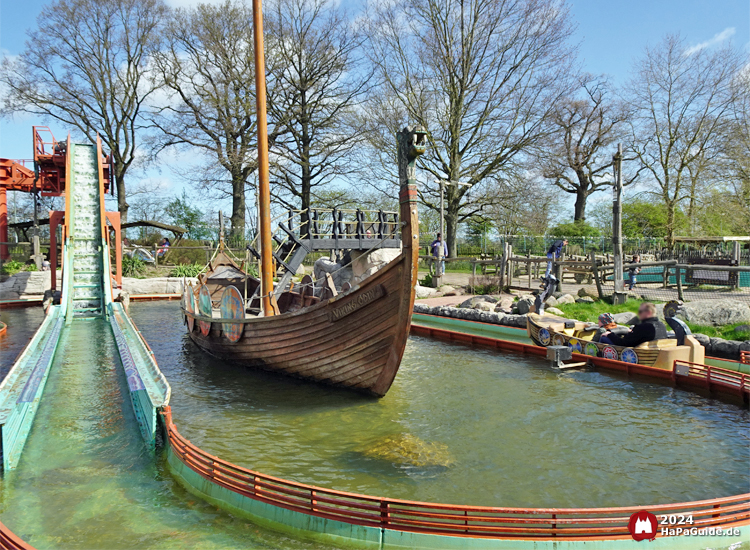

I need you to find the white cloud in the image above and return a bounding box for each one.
[685,27,736,56]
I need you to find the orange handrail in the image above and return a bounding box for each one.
[674,360,749,395]
[0,520,36,550]
[161,407,750,540]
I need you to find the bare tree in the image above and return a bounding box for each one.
[540,75,638,222]
[0,0,167,222]
[265,0,372,236]
[625,34,745,244]
[151,0,283,240]
[364,0,576,256]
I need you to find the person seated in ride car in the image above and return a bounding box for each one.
[599,302,667,347]
[591,312,618,342]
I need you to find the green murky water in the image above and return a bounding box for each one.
[0,302,748,549]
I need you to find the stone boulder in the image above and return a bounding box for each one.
[546,307,566,316]
[709,338,741,360]
[358,434,454,468]
[578,287,599,299]
[313,257,353,289]
[415,284,438,299]
[475,301,495,312]
[0,271,61,300]
[544,295,558,307]
[556,293,576,305]
[515,295,536,315]
[676,300,750,327]
[613,312,639,325]
[734,324,750,335]
[350,248,402,285]
[120,277,198,295]
[459,295,498,308]
[576,296,595,304]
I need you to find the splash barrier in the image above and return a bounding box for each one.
[0,520,35,550]
[411,313,750,404]
[161,406,749,549]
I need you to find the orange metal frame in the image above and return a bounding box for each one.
[0,127,111,260]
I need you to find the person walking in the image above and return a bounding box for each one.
[431,233,448,275]
[544,239,567,279]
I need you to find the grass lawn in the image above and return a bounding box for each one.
[554,299,749,342]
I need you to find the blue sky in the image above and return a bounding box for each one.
[1,0,748,216]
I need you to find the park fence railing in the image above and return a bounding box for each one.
[421,243,750,306]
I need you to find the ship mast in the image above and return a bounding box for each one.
[253,0,274,316]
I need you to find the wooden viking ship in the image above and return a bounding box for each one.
[527,311,705,369]
[182,129,426,396]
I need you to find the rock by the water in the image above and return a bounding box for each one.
[415,284,438,299]
[576,296,595,303]
[358,434,455,468]
[734,324,750,334]
[544,295,558,307]
[556,293,576,305]
[0,271,62,300]
[119,276,197,296]
[546,307,565,316]
[676,300,750,327]
[709,338,741,360]
[475,301,495,312]
[516,295,536,315]
[459,295,497,308]
[612,312,639,325]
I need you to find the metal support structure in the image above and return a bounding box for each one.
[0,188,7,260]
[611,144,626,305]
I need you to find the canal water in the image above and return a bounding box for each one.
[0,301,748,549]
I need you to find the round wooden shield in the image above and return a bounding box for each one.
[185,284,195,333]
[620,348,639,364]
[552,334,566,347]
[538,328,551,346]
[584,342,599,357]
[198,285,213,336]
[568,338,582,353]
[220,286,245,343]
[602,346,619,360]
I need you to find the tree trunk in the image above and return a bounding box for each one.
[665,202,675,246]
[573,187,588,221]
[300,114,311,238]
[116,171,128,224]
[230,173,246,241]
[445,209,459,259]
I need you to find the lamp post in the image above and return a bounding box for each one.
[612,144,626,305]
[433,179,471,287]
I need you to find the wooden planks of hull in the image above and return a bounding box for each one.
[185,253,413,397]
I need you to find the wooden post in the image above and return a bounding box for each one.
[590,251,604,300]
[471,260,476,295]
[527,252,532,289]
[676,266,684,301]
[154,244,158,267]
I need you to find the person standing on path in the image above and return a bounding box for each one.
[431,233,448,275]
[545,239,567,279]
